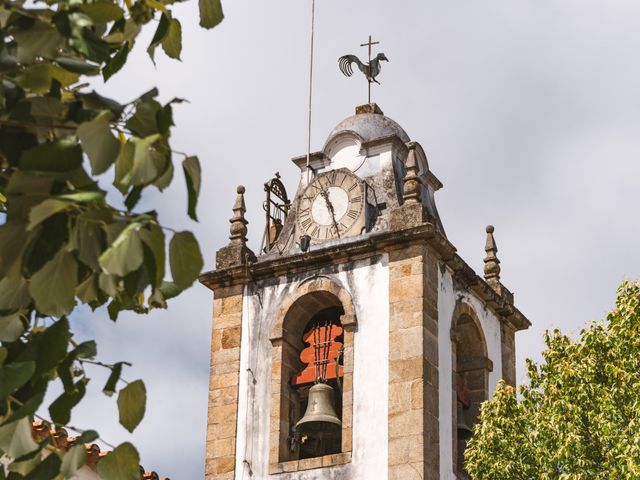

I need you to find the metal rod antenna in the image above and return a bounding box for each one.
[306,0,316,185]
[367,35,372,104]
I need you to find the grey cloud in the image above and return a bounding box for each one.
[61,1,640,477]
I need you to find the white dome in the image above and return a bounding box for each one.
[324,111,410,149]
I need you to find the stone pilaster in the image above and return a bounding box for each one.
[500,322,516,386]
[388,244,439,480]
[205,284,244,480]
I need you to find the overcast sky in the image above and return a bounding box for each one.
[63,1,640,478]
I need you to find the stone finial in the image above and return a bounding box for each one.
[483,225,501,284]
[216,185,256,270]
[402,142,422,204]
[229,185,248,246]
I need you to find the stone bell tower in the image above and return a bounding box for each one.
[200,104,531,480]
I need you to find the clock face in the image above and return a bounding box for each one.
[297,169,365,242]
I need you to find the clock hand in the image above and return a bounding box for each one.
[320,189,341,239]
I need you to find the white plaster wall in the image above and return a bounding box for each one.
[437,266,503,480]
[234,256,390,480]
[323,139,393,180]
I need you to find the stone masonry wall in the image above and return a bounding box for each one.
[388,244,440,480]
[500,322,516,387]
[205,284,244,480]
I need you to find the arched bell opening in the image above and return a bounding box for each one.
[270,281,356,468]
[451,305,491,479]
[294,306,344,459]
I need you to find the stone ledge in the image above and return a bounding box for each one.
[269,452,352,475]
[200,223,531,332]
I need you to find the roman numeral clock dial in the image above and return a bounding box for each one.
[297,169,365,243]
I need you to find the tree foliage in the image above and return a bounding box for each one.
[0,0,223,476]
[465,281,640,479]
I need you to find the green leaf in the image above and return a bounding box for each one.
[76,340,97,359]
[98,272,118,297]
[130,134,162,185]
[153,159,173,191]
[74,215,105,271]
[117,379,146,433]
[19,138,83,173]
[23,445,61,479]
[76,430,99,444]
[124,185,142,211]
[114,141,134,194]
[0,313,26,342]
[0,361,35,399]
[182,156,201,221]
[96,442,140,480]
[169,231,203,289]
[103,42,130,82]
[76,273,99,303]
[147,13,170,60]
[79,90,124,117]
[4,388,46,423]
[13,20,62,63]
[0,224,29,278]
[55,56,100,75]
[58,191,105,203]
[27,199,71,231]
[77,112,121,175]
[17,63,79,94]
[36,317,71,375]
[98,223,144,276]
[49,379,87,425]
[0,269,31,313]
[0,348,7,365]
[60,444,87,479]
[0,418,39,459]
[161,18,182,59]
[199,0,224,29]
[29,249,78,317]
[139,224,165,288]
[126,101,161,138]
[81,2,124,23]
[72,28,110,63]
[9,453,43,477]
[103,362,124,396]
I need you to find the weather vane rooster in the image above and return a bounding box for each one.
[338,35,388,103]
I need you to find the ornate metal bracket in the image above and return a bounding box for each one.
[260,172,290,254]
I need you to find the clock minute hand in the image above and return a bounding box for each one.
[320,189,341,239]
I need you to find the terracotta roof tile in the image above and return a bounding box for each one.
[32,421,169,480]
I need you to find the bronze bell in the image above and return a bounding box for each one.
[296,383,341,435]
[456,401,473,439]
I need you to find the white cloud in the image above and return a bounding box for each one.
[59,0,640,476]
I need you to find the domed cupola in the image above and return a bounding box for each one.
[324,103,410,149]
[264,103,446,256]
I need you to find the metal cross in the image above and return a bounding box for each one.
[360,35,380,104]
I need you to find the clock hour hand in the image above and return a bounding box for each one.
[320,189,341,239]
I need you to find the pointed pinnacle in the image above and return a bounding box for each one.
[483,225,501,282]
[229,185,248,246]
[403,142,421,204]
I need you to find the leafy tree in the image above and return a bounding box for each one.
[465,280,640,479]
[0,0,223,476]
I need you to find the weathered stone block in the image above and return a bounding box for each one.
[389,202,431,230]
[221,326,241,349]
[389,381,412,414]
[215,244,256,269]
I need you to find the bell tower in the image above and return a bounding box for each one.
[200,104,531,480]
